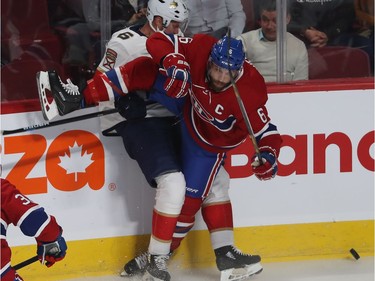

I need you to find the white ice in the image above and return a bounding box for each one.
[64,256,374,281]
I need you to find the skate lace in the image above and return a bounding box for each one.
[59,78,80,96]
[231,246,251,257]
[153,255,169,271]
[135,252,148,269]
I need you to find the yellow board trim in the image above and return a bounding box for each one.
[11,220,374,280]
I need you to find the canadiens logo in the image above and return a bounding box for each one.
[190,91,236,132]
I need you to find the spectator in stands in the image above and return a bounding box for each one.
[310,0,374,74]
[185,0,246,38]
[129,0,149,11]
[238,0,308,82]
[62,0,144,66]
[288,0,356,48]
[348,0,374,72]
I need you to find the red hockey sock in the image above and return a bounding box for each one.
[201,201,233,232]
[152,209,179,242]
[171,196,203,251]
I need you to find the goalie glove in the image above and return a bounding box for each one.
[251,146,278,181]
[162,53,191,98]
[37,230,67,267]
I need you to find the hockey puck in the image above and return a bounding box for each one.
[350,248,360,260]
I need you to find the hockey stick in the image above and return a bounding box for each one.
[13,255,39,270]
[2,108,118,135]
[226,29,262,164]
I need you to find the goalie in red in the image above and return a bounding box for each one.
[1,178,67,281]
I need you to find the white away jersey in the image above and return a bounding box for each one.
[95,25,174,133]
[97,26,148,72]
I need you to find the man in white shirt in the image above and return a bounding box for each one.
[238,0,308,82]
[185,0,246,38]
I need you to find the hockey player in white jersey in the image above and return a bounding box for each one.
[36,1,263,280]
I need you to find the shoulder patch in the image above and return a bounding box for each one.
[102,48,118,71]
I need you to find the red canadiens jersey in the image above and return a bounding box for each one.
[147,32,282,154]
[1,179,60,277]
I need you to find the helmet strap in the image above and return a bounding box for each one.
[149,18,164,33]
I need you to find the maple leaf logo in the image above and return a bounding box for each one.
[58,142,94,181]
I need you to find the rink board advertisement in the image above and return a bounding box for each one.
[1,89,374,253]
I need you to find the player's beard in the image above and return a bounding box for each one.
[208,79,229,92]
[206,70,231,92]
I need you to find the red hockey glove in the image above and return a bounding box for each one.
[251,146,278,181]
[37,231,67,267]
[162,53,191,98]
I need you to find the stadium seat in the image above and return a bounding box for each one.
[1,0,65,103]
[308,46,371,79]
[241,0,258,32]
[1,0,63,63]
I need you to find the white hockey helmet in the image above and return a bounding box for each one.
[147,0,189,30]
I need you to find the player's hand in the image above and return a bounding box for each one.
[37,232,67,267]
[162,53,191,98]
[115,93,146,120]
[251,147,278,181]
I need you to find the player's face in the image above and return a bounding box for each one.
[165,20,183,35]
[207,61,238,92]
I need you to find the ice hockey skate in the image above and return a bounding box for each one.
[215,246,263,281]
[120,251,148,278]
[141,254,171,281]
[36,70,82,121]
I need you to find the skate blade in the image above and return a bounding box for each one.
[141,270,167,281]
[220,262,263,281]
[36,71,60,121]
[120,270,146,280]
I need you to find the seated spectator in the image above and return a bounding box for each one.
[352,0,373,72]
[61,0,142,66]
[288,0,356,48]
[185,0,246,38]
[321,0,374,73]
[238,0,308,82]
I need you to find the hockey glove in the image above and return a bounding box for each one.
[115,93,146,120]
[37,232,67,267]
[251,146,278,181]
[162,53,191,98]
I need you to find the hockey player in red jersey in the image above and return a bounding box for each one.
[34,35,280,280]
[98,34,281,280]
[1,178,67,281]
[145,32,282,279]
[35,33,281,281]
[146,32,282,155]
